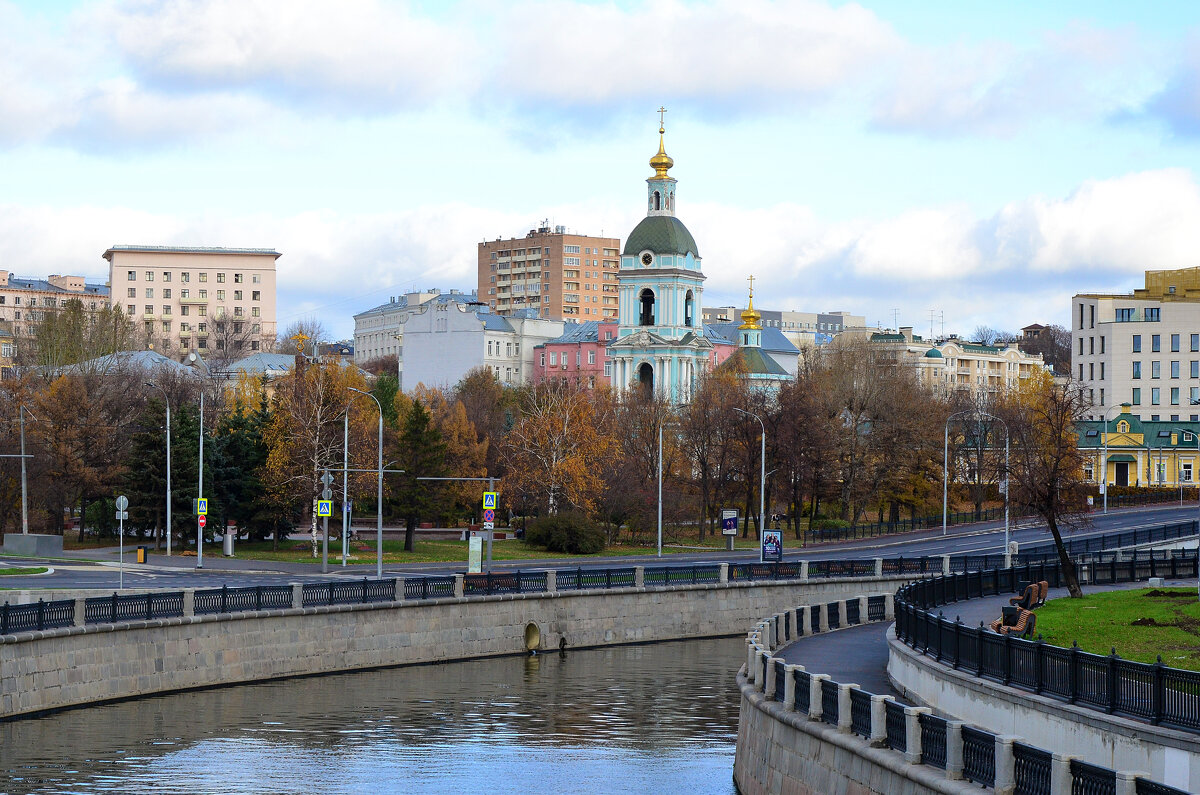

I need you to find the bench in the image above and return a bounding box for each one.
[989,606,1037,639]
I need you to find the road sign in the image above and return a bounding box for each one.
[483,508,495,523]
[321,471,334,486]
[198,514,207,528]
[482,521,494,531]
[321,487,333,500]
[196,498,208,516]
[115,495,129,511]
[483,492,497,509]
[344,501,352,513]
[115,510,128,520]
[317,500,333,517]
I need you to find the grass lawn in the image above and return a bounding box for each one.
[1035,588,1200,670]
[0,566,48,576]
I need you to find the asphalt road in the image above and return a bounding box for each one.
[2,502,1197,592]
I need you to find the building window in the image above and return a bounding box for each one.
[1133,361,1141,379]
[1116,308,1133,322]
[234,290,242,301]
[234,273,243,283]
[252,291,260,301]
[1089,363,1094,380]
[145,271,153,281]
[252,307,260,317]
[199,289,207,299]
[1153,334,1161,352]
[1193,361,1199,379]
[127,271,136,281]
[163,289,171,299]
[127,288,136,299]
[1153,387,1161,405]
[1146,307,1160,321]
[216,273,225,283]
[604,362,612,377]
[1172,387,1181,405]
[216,290,225,301]
[576,351,581,365]
[1089,337,1094,354]
[182,272,190,283]
[1173,334,1181,352]
[588,350,596,364]
[549,352,557,365]
[1133,335,1141,353]
[1173,361,1181,378]
[252,274,261,283]
[1192,387,1199,404]
[540,352,545,366]
[181,289,190,299]
[1153,361,1161,379]
[199,273,208,283]
[162,306,171,315]
[1132,387,1141,405]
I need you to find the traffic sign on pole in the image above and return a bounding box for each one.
[196,498,207,516]
[483,492,497,509]
[198,514,207,529]
[317,500,333,517]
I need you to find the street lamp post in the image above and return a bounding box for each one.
[942,409,972,536]
[18,405,35,535]
[655,420,678,558]
[1100,404,1127,513]
[196,390,204,569]
[145,382,172,556]
[349,387,384,580]
[734,408,766,540]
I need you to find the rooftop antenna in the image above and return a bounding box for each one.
[929,309,936,342]
[892,308,900,331]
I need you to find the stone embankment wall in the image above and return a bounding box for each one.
[0,575,908,720]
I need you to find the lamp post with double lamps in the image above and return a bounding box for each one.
[656,418,679,558]
[942,409,973,536]
[349,387,384,580]
[733,408,766,540]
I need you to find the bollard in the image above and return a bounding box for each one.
[868,694,893,746]
[945,721,965,780]
[808,674,829,721]
[746,641,757,683]
[994,735,1017,795]
[903,706,931,765]
[837,683,859,733]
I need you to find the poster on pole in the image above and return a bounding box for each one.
[721,509,738,536]
[468,534,483,574]
[760,529,783,563]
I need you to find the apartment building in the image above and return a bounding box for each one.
[103,246,278,361]
[1073,267,1200,422]
[0,271,110,342]
[478,224,620,321]
[352,289,454,363]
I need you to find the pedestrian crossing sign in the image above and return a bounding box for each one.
[195,498,207,516]
[483,492,497,509]
[317,500,332,517]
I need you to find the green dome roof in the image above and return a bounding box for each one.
[622,215,700,258]
[924,348,943,358]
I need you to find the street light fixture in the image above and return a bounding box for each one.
[349,387,384,580]
[734,408,766,541]
[145,382,172,556]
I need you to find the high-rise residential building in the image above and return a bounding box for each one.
[0,271,110,351]
[103,246,279,362]
[478,224,620,321]
[1073,266,1200,423]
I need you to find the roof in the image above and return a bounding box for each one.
[542,321,600,345]
[1107,454,1137,463]
[725,347,789,377]
[622,215,700,258]
[58,350,199,377]
[225,352,294,375]
[103,245,280,259]
[4,277,109,297]
[354,290,480,320]
[704,323,800,354]
[925,348,943,358]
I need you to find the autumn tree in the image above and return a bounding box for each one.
[1020,324,1071,375]
[500,380,619,515]
[996,370,1089,597]
[678,369,741,539]
[23,300,136,369]
[390,399,448,552]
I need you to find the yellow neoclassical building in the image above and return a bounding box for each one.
[1079,403,1200,488]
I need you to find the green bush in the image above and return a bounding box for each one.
[810,518,850,531]
[525,513,606,554]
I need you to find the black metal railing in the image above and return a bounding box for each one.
[846,597,860,625]
[826,602,840,629]
[774,659,787,702]
[794,669,811,714]
[403,576,455,600]
[884,700,906,752]
[84,592,184,624]
[961,725,995,787]
[849,688,871,736]
[554,567,636,590]
[0,599,75,634]
[894,553,1200,733]
[820,679,839,726]
[1070,758,1116,795]
[918,713,947,769]
[302,578,397,607]
[1136,777,1192,795]
[643,564,721,586]
[194,584,293,615]
[1013,742,1052,795]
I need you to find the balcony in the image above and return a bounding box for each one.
[180,296,208,305]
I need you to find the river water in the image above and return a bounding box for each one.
[1,637,744,795]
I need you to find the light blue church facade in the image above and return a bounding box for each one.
[607,123,713,402]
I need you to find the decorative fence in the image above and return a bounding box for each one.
[745,593,1190,795]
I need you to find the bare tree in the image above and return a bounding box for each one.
[276,318,331,355]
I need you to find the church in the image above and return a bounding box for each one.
[607,117,714,402]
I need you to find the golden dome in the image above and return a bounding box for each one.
[649,124,674,179]
[739,278,762,330]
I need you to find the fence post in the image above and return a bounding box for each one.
[1115,772,1146,795]
[718,563,728,584]
[1050,754,1076,795]
[942,555,951,576]
[1151,655,1165,725]
[37,598,45,630]
[634,566,645,589]
[746,640,757,683]
[819,603,830,632]
[858,595,869,624]
[453,574,465,599]
[220,584,228,614]
[903,706,930,764]
[874,558,883,577]
[799,561,809,582]
[73,597,86,627]
[110,592,117,623]
[884,593,895,620]
[783,663,801,710]
[291,583,303,610]
[1106,648,1119,714]
[869,694,893,746]
[994,735,1017,795]
[945,720,964,780]
[808,674,829,721]
[763,653,776,696]
[800,605,814,636]
[837,600,848,628]
[545,570,556,593]
[837,683,858,733]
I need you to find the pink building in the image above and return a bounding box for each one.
[533,320,741,389]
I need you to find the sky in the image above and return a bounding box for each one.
[4,1,1200,342]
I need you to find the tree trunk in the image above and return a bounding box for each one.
[404,515,416,553]
[1046,514,1083,597]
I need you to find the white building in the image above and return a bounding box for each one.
[399,295,567,391]
[352,289,449,364]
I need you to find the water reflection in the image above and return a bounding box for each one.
[2,637,743,794]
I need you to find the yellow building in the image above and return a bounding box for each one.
[1079,404,1199,489]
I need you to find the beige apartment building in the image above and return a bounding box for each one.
[478,224,620,321]
[103,246,279,361]
[1073,267,1200,423]
[0,271,111,365]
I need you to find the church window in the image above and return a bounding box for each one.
[653,191,661,211]
[684,290,694,327]
[639,288,656,326]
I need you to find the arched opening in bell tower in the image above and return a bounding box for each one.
[684,290,694,327]
[639,289,656,326]
[637,362,654,398]
[653,191,661,211]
